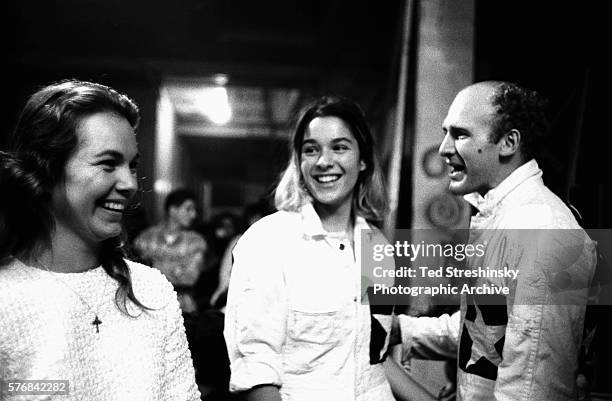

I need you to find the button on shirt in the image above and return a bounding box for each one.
[224,203,394,401]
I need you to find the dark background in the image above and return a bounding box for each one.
[3,0,608,227]
[474,1,606,228]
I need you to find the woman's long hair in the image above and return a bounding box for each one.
[0,79,150,314]
[274,96,387,226]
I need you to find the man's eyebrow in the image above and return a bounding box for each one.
[447,126,470,136]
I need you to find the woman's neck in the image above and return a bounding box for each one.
[30,236,101,273]
[314,201,354,234]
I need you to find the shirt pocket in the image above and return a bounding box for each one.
[287,309,341,345]
[284,309,345,374]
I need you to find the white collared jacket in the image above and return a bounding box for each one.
[224,203,395,401]
[400,160,597,400]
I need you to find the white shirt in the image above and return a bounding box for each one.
[400,160,597,400]
[224,203,395,401]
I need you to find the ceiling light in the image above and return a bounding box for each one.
[195,86,232,125]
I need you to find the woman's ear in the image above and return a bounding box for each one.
[360,160,367,171]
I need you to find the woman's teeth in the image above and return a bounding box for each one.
[315,175,340,183]
[102,201,125,211]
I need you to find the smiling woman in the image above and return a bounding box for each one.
[224,96,396,401]
[299,116,366,220]
[0,79,200,400]
[52,111,139,246]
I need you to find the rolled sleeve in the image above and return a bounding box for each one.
[224,226,288,393]
[399,311,460,361]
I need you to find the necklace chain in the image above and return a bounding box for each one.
[39,263,108,334]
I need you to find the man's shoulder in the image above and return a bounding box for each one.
[183,230,207,248]
[135,224,163,241]
[502,178,580,229]
[183,229,205,239]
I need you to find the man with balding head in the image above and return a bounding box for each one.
[440,81,548,197]
[393,82,596,400]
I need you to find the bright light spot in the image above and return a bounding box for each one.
[195,87,232,125]
[154,179,173,194]
[213,74,229,86]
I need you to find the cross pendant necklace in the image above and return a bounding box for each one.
[92,315,102,333]
[39,262,108,335]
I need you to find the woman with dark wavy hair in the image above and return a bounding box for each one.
[224,96,396,400]
[0,79,199,400]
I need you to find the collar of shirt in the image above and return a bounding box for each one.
[300,202,370,241]
[463,159,542,216]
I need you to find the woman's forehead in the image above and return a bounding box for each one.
[74,111,137,157]
[303,116,355,141]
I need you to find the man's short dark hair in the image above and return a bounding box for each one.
[488,81,550,160]
[164,188,197,214]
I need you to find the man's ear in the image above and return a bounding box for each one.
[499,129,521,157]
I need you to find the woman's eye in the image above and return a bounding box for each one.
[302,146,318,155]
[129,162,139,174]
[333,144,349,152]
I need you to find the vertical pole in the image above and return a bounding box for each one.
[384,0,414,237]
[154,84,179,221]
[565,68,590,201]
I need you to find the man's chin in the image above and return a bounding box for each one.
[448,181,469,196]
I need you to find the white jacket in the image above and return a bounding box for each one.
[400,160,597,401]
[224,203,395,401]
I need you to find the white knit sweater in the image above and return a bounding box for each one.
[0,257,200,401]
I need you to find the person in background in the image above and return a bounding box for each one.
[134,188,207,314]
[0,79,199,400]
[186,201,273,401]
[194,211,239,306]
[209,200,273,311]
[209,212,239,261]
[224,96,398,400]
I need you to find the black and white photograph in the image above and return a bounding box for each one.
[1,1,609,400]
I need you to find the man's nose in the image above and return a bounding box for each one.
[438,134,455,158]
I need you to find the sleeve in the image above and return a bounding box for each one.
[493,229,597,400]
[398,311,460,361]
[160,281,201,401]
[365,226,398,364]
[211,235,239,306]
[223,226,288,393]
